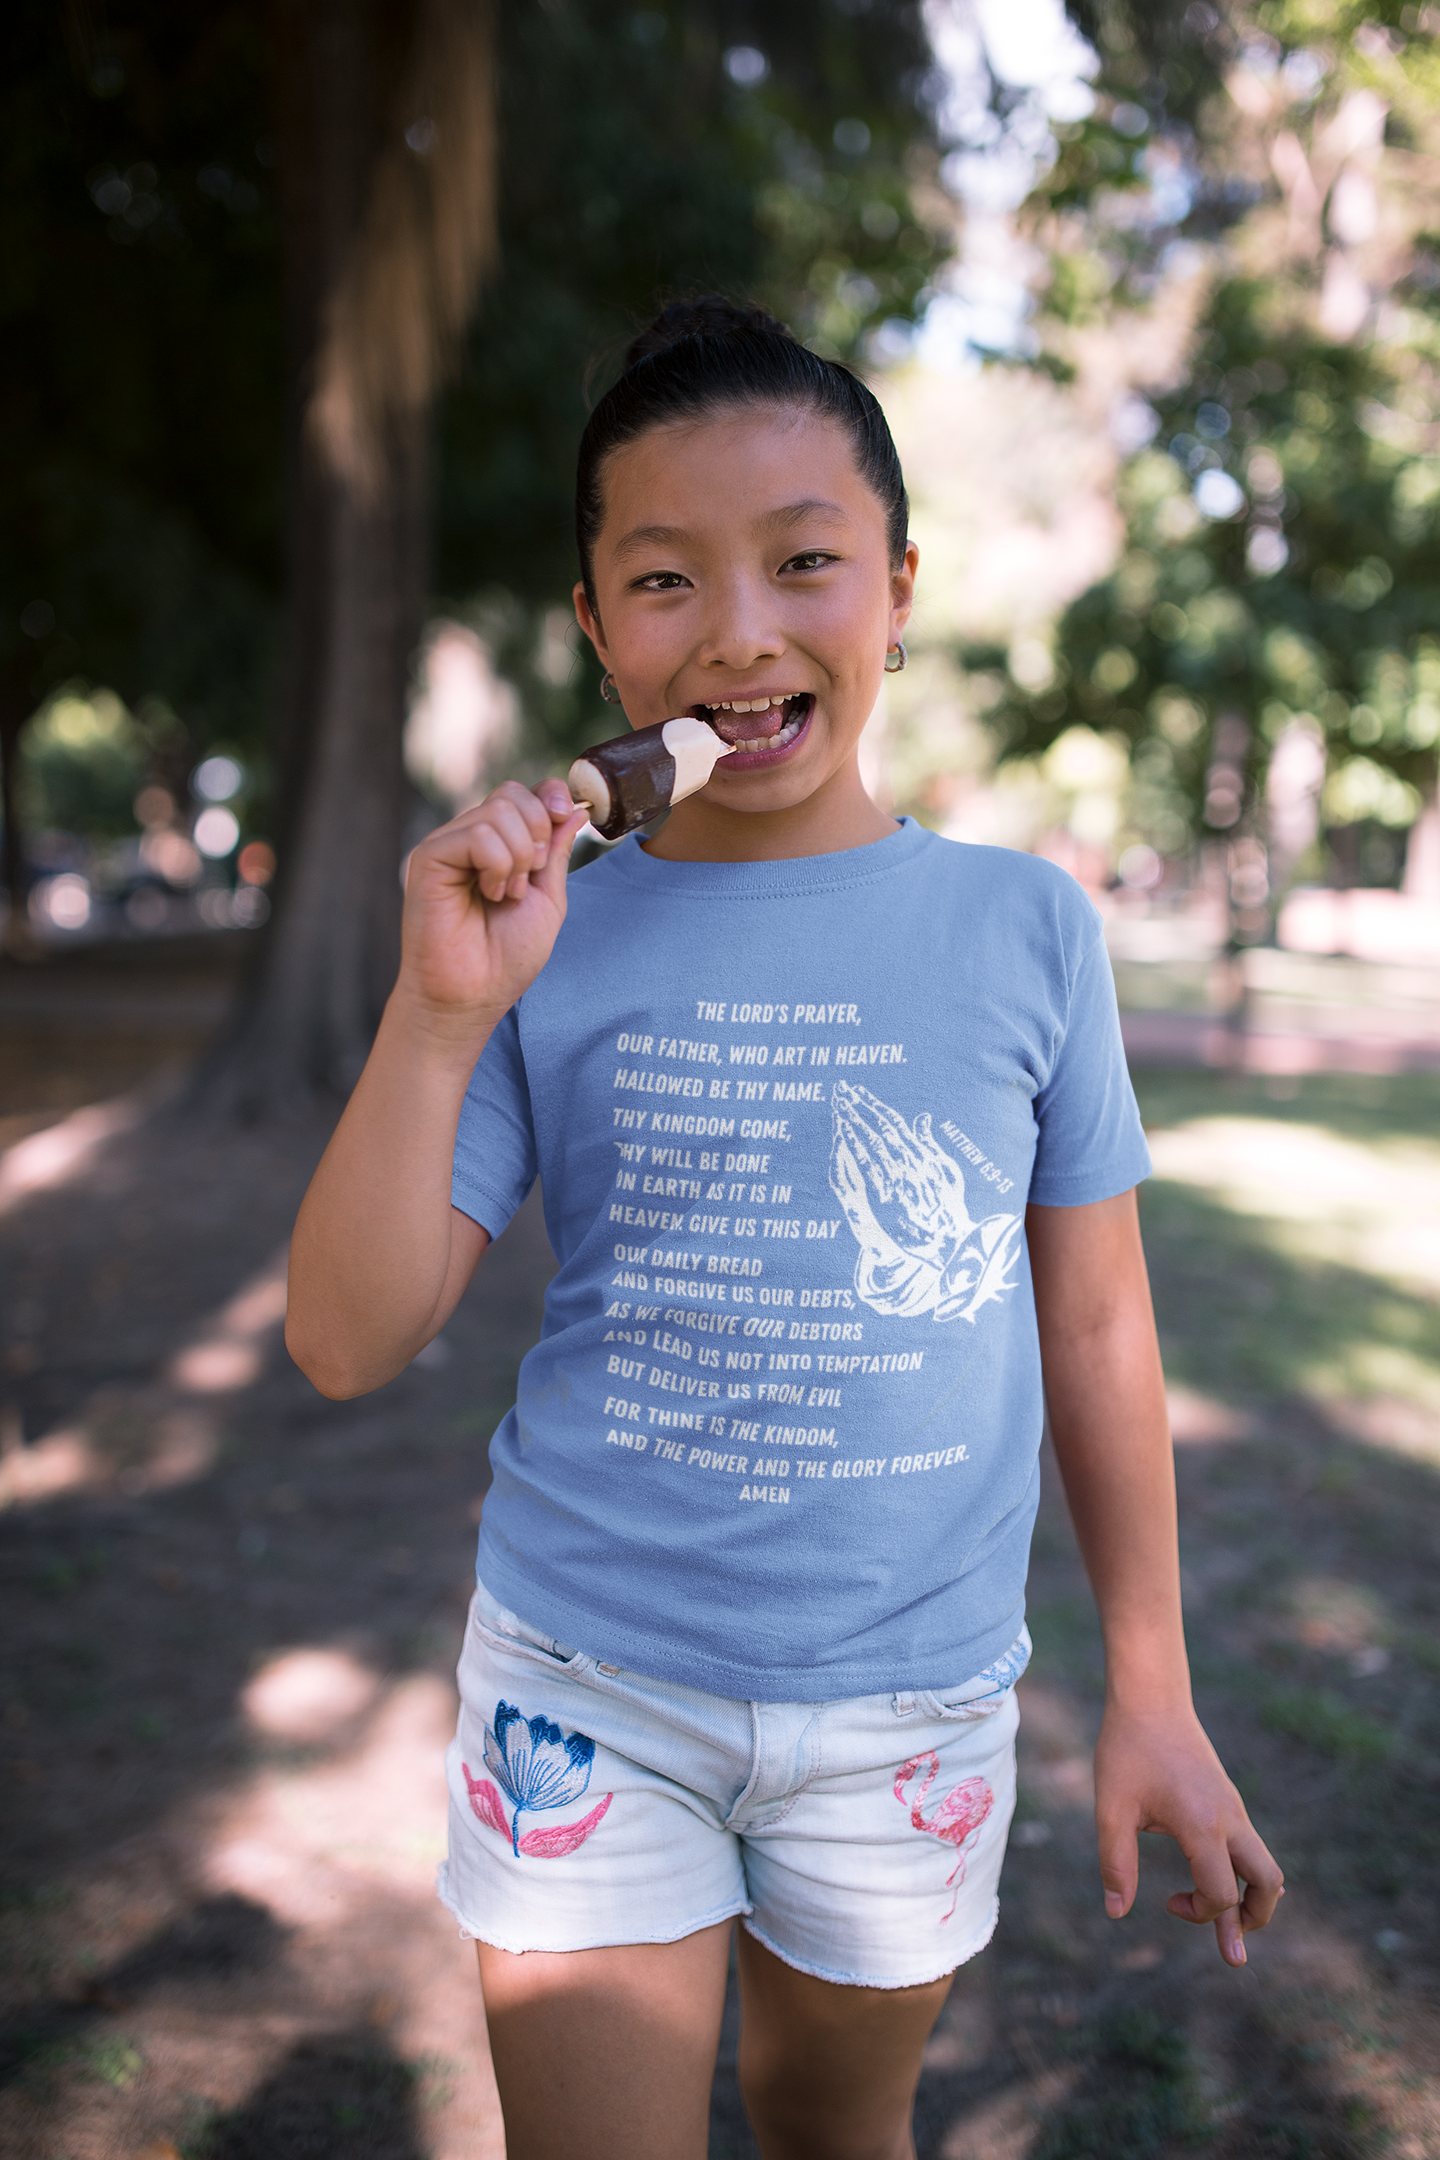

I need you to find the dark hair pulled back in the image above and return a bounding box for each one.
[575,296,909,603]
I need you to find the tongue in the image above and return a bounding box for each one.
[709,703,787,746]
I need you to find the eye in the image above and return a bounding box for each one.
[781,550,839,574]
[632,570,691,592]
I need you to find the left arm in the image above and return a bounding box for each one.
[1026,1189,1284,1966]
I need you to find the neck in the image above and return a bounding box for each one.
[641,757,899,863]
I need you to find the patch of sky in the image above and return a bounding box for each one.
[916,0,1098,368]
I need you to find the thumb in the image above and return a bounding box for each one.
[535,804,588,905]
[1097,1814,1139,1921]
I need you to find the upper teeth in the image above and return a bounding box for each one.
[711,697,793,712]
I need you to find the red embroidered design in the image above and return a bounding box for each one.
[895,1752,994,1923]
[514,1793,613,1857]
[463,1761,614,1858]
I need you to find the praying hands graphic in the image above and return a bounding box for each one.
[828,1082,1022,1324]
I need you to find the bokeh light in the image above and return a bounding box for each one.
[28,873,92,931]
[134,785,176,830]
[193,754,244,802]
[1118,843,1163,890]
[237,839,276,886]
[194,806,240,858]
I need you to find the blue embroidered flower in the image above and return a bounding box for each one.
[483,1699,596,1856]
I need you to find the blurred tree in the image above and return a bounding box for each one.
[2,0,946,1101]
[961,0,1440,920]
[435,0,948,765]
[224,0,500,1106]
[0,1,283,938]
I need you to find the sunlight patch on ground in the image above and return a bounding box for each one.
[1278,1576,1391,1664]
[1145,1119,1440,1297]
[164,1245,289,1393]
[242,1647,384,1743]
[0,1094,146,1213]
[0,1403,219,1509]
[1145,1114,1440,1453]
[1165,1384,1257,1443]
[0,1246,288,1510]
[1332,1392,1440,1470]
[198,1671,505,2160]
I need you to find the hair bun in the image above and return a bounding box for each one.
[623,295,794,370]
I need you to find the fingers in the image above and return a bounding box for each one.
[1093,1710,1284,1972]
[488,793,550,903]
[1233,1824,1285,1934]
[1165,1822,1284,1968]
[426,782,581,906]
[1096,1813,1139,1922]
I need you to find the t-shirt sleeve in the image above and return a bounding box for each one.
[450,1007,538,1238]
[1028,929,1151,1206]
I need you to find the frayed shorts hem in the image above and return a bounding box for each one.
[436,1862,751,1954]
[739,1896,1001,1992]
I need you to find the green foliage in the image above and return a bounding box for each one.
[971,291,1440,854]
[4,0,948,825]
[966,0,1440,868]
[18,689,148,840]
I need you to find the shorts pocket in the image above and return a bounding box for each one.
[469,1578,594,1676]
[917,1626,1031,1721]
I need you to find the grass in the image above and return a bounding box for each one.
[0,2026,145,2094]
[1032,2011,1211,2159]
[1261,1690,1395,1765]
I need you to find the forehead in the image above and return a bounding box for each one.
[595,403,883,551]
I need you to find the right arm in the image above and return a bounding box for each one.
[285,779,587,1398]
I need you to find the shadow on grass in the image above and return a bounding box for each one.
[1130,1069,1440,1152]
[0,1897,286,2096]
[189,2031,428,2159]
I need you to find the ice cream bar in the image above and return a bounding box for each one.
[567,716,735,840]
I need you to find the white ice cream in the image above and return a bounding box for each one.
[661,716,736,802]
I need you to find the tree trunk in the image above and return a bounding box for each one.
[225,424,426,1104]
[202,0,492,1114]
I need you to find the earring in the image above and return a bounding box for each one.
[600,673,621,703]
[884,641,907,673]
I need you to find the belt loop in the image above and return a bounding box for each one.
[893,1690,915,1716]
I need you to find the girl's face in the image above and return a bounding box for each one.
[574,404,917,851]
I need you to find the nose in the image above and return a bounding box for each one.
[693,567,784,675]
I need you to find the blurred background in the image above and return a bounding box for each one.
[2,3,1438,2157]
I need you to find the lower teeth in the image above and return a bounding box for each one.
[735,717,800,752]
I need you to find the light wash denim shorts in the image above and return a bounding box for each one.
[437,1576,1028,1990]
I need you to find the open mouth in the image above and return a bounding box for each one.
[694,693,813,757]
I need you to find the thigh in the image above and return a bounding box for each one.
[736,1928,949,2160]
[477,1920,732,2160]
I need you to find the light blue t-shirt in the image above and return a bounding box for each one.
[451,818,1150,1701]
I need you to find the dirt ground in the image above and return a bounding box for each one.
[2,940,1438,2160]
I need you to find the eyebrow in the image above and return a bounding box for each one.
[610,499,851,561]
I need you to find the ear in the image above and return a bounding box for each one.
[890,539,919,645]
[573,582,612,671]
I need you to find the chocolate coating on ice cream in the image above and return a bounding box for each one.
[568,718,733,840]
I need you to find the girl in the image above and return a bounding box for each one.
[287,297,1282,2160]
